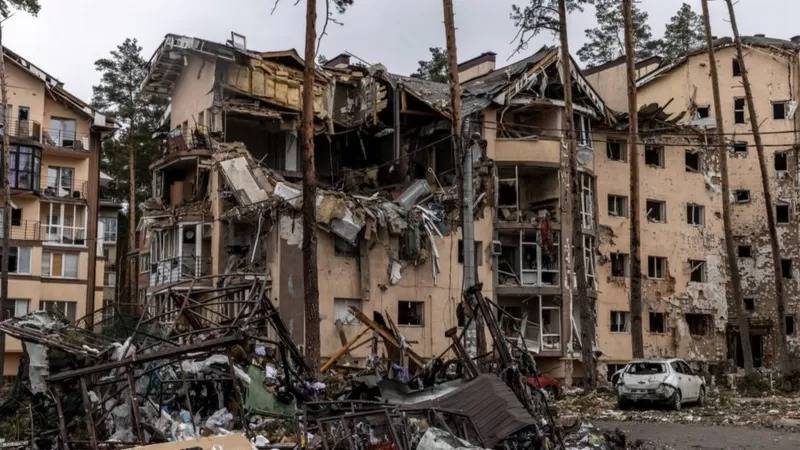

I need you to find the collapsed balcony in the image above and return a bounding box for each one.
[148,223,213,288]
[497,229,561,290]
[497,165,559,224]
[151,133,212,209]
[498,295,562,354]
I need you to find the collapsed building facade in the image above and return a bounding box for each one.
[587,35,800,371]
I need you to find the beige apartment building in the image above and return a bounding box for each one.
[587,35,800,372]
[1,48,115,376]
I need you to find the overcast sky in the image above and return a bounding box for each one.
[4,0,799,102]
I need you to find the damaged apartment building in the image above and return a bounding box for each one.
[588,35,800,372]
[136,33,619,380]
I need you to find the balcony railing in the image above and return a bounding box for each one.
[43,128,91,151]
[40,223,87,246]
[3,220,41,240]
[40,176,87,200]
[1,118,42,141]
[149,256,212,287]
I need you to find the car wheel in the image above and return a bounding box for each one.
[617,396,629,410]
[697,387,706,407]
[544,386,558,401]
[671,390,682,411]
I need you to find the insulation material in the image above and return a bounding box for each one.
[219,157,270,205]
[273,182,302,208]
[25,342,49,394]
[280,215,303,246]
[330,208,364,245]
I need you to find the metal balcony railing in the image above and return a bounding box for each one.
[40,223,87,246]
[9,220,41,240]
[42,128,92,151]
[149,256,212,287]
[1,118,42,141]
[40,176,87,200]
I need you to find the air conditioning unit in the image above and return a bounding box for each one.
[491,240,503,255]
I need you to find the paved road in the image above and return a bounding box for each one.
[596,421,800,450]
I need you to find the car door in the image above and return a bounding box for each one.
[680,361,701,399]
[670,361,692,400]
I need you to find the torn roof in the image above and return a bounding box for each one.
[384,72,451,116]
[638,36,800,88]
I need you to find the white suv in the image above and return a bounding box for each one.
[615,358,705,410]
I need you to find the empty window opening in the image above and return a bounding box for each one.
[787,316,796,335]
[687,203,705,226]
[689,259,706,283]
[696,106,710,118]
[646,199,666,223]
[645,144,664,167]
[607,140,626,162]
[610,311,630,333]
[782,258,793,279]
[776,204,791,224]
[775,152,788,172]
[584,235,597,289]
[685,313,711,336]
[732,141,748,156]
[649,312,665,333]
[10,208,21,226]
[497,230,561,288]
[685,150,702,172]
[737,245,752,258]
[732,58,741,77]
[611,252,628,277]
[734,190,751,203]
[744,297,755,311]
[334,298,362,325]
[608,195,628,217]
[2,299,29,319]
[734,98,745,124]
[458,240,483,266]
[334,236,358,257]
[648,256,667,279]
[398,301,424,326]
[773,101,789,120]
[580,173,595,229]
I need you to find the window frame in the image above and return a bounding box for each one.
[775,151,789,172]
[646,199,667,223]
[610,252,628,278]
[40,300,78,321]
[734,97,746,124]
[610,310,630,333]
[685,150,702,173]
[398,300,425,326]
[333,298,363,325]
[776,203,791,224]
[781,258,793,279]
[606,140,626,162]
[686,203,705,226]
[42,250,80,279]
[732,58,742,77]
[648,311,666,334]
[689,259,706,283]
[607,194,628,218]
[647,256,667,279]
[734,189,751,203]
[644,144,665,168]
[772,100,789,120]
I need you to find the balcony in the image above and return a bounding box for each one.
[494,137,561,165]
[43,127,92,152]
[40,223,86,246]
[2,118,42,142]
[149,256,212,287]
[3,220,41,240]
[498,297,562,355]
[40,176,87,200]
[497,229,560,292]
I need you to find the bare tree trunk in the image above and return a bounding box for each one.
[623,0,644,359]
[0,23,9,384]
[558,0,593,388]
[702,0,754,375]
[302,0,321,375]
[725,0,788,369]
[127,139,136,310]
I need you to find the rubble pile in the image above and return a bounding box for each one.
[555,387,800,431]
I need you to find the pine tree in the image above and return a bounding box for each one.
[660,3,704,62]
[510,0,590,54]
[411,47,449,83]
[578,0,657,67]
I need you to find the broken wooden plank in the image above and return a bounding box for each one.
[321,327,370,373]
[347,306,425,370]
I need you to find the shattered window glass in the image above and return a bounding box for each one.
[626,362,665,375]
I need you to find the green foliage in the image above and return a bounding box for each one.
[659,3,705,63]
[577,0,657,67]
[0,0,39,18]
[510,0,591,55]
[411,47,449,83]
[92,38,167,204]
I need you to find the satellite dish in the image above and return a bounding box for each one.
[577,146,594,166]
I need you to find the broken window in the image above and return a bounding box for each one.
[498,230,560,287]
[584,235,597,288]
[744,297,755,311]
[732,58,742,77]
[607,195,628,217]
[686,203,704,226]
[2,298,29,319]
[737,245,752,258]
[734,98,745,124]
[646,199,666,223]
[458,240,483,266]
[40,300,77,321]
[580,173,594,229]
[685,150,701,173]
[685,313,711,336]
[333,298,362,325]
[497,166,518,220]
[689,259,706,283]
[607,140,626,162]
[782,258,793,279]
[696,106,710,119]
[398,301,424,326]
[10,208,21,226]
[649,312,665,333]
[611,252,628,277]
[648,256,667,279]
[776,203,791,224]
[773,101,789,120]
[334,236,358,257]
[541,305,561,350]
[610,311,630,333]
[734,189,751,203]
[575,114,592,147]
[775,152,788,172]
[732,141,748,156]
[786,315,796,335]
[644,144,664,167]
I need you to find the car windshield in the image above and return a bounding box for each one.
[625,362,665,375]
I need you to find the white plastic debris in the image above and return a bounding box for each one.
[265,364,279,381]
[205,408,234,434]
